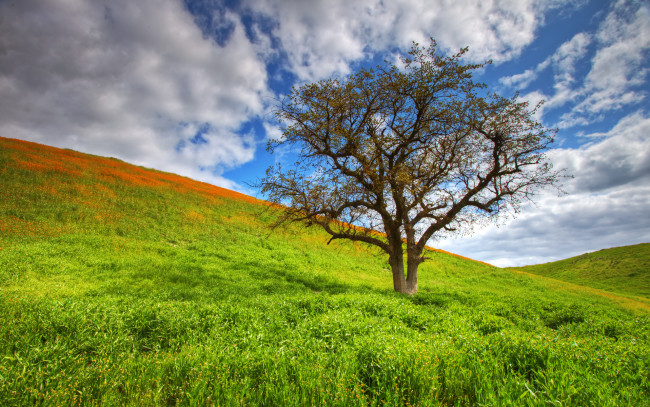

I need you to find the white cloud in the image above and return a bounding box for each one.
[0,0,578,189]
[499,68,539,89]
[243,0,368,81]
[544,32,591,109]
[438,183,650,267]
[0,0,269,190]
[552,32,591,78]
[245,0,567,82]
[262,122,284,142]
[519,91,549,122]
[561,0,650,126]
[501,1,649,130]
[503,31,590,113]
[436,111,650,266]
[550,111,650,193]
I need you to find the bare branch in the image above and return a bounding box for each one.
[256,39,562,294]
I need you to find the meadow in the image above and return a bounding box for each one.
[509,243,650,299]
[1,137,648,406]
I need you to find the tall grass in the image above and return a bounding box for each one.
[1,137,649,406]
[509,243,650,299]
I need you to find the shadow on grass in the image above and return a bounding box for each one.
[271,267,361,295]
[91,261,377,303]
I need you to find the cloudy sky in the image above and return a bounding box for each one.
[1,0,649,266]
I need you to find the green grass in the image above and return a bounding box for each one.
[508,244,650,299]
[1,136,649,406]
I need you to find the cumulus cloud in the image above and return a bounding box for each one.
[552,32,591,79]
[501,0,649,130]
[499,68,540,89]
[549,112,650,193]
[436,111,650,266]
[0,0,268,189]
[241,0,368,81]
[560,0,650,127]
[1,0,567,189]
[0,0,576,189]
[575,0,649,113]
[500,31,591,117]
[545,32,591,109]
[244,0,565,81]
[437,183,650,267]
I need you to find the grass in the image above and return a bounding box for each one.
[508,244,650,299]
[1,136,649,406]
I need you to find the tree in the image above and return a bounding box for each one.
[259,40,561,295]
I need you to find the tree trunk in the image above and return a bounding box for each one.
[405,255,419,295]
[390,255,418,295]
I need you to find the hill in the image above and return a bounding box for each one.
[508,244,650,299]
[1,136,649,406]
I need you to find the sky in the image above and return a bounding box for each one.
[1,0,649,266]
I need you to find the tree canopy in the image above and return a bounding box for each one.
[259,40,561,294]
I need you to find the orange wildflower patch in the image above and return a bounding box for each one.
[2,136,267,205]
[5,138,95,171]
[13,154,82,177]
[70,186,103,210]
[0,215,63,238]
[36,183,60,196]
[151,170,263,205]
[184,211,205,222]
[99,166,167,188]
[92,210,121,224]
[0,137,47,155]
[94,183,118,200]
[56,152,96,175]
[1,139,87,177]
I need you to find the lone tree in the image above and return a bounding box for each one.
[259,41,560,294]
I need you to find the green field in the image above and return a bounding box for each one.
[508,244,650,299]
[1,136,649,406]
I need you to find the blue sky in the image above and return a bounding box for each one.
[1,0,648,266]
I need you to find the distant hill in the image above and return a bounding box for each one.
[507,243,650,299]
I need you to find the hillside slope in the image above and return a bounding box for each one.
[0,136,492,297]
[508,244,650,299]
[1,136,649,406]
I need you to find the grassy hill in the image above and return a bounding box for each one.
[507,244,650,299]
[1,136,649,406]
